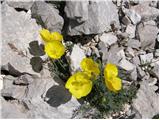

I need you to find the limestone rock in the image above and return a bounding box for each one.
[31,1,64,32]
[6,1,33,10]
[65,1,119,35]
[66,44,86,73]
[99,32,117,47]
[1,3,42,76]
[126,24,136,38]
[131,3,159,21]
[132,81,159,118]
[137,23,158,50]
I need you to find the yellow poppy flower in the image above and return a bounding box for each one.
[65,72,92,99]
[80,58,100,79]
[44,41,65,59]
[40,29,63,42]
[104,63,122,92]
[51,32,63,41]
[105,77,122,93]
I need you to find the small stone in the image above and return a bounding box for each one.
[122,7,141,25]
[140,53,153,64]
[126,47,135,57]
[130,68,137,81]
[99,32,117,47]
[94,35,99,43]
[122,16,131,25]
[150,62,159,78]
[67,44,86,73]
[137,23,158,50]
[126,24,136,38]
[117,49,126,59]
[127,39,141,49]
[119,58,135,71]
[132,56,140,66]
[148,77,157,86]
[154,49,159,57]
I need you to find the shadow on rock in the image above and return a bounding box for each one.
[28,41,45,73]
[45,85,72,107]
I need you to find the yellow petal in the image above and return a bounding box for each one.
[39,29,53,42]
[51,32,63,41]
[65,72,92,99]
[44,41,65,59]
[104,63,118,80]
[80,58,100,78]
[105,77,122,92]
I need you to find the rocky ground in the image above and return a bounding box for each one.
[0,0,159,119]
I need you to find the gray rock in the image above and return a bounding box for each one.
[66,44,86,73]
[140,53,153,64]
[150,61,159,78]
[1,3,41,76]
[6,1,33,10]
[1,73,80,118]
[122,7,141,25]
[121,16,131,25]
[137,23,158,50]
[125,24,136,38]
[130,68,137,81]
[99,32,117,47]
[131,3,159,21]
[65,1,119,35]
[119,58,136,71]
[31,1,64,32]
[126,47,135,58]
[132,80,159,118]
[127,39,141,49]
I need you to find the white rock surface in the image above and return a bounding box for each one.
[137,23,158,50]
[122,7,141,24]
[140,53,153,64]
[99,32,117,47]
[31,1,64,33]
[131,3,159,21]
[132,80,159,119]
[1,3,41,76]
[119,58,135,71]
[126,24,136,38]
[65,1,119,35]
[67,44,86,73]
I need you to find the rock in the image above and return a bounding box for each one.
[137,23,158,50]
[130,68,137,81]
[140,53,153,64]
[131,3,159,21]
[154,49,159,57]
[117,49,126,59]
[1,73,80,118]
[126,47,135,58]
[122,7,141,25]
[132,80,159,118]
[1,3,42,76]
[121,16,131,25]
[65,1,119,35]
[66,44,86,73]
[6,1,33,10]
[132,56,140,66]
[127,39,141,49]
[31,1,64,32]
[125,24,136,38]
[119,59,135,71]
[99,32,117,47]
[150,61,159,78]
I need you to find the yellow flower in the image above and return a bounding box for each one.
[44,41,65,59]
[104,63,122,92]
[51,32,63,41]
[80,58,100,79]
[65,72,92,99]
[40,29,63,42]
